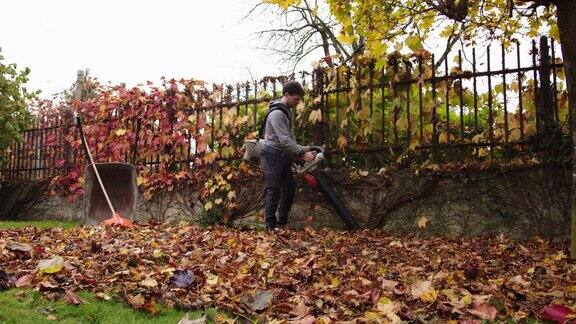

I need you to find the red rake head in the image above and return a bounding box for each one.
[102,213,134,228]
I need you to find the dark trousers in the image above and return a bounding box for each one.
[260,146,295,229]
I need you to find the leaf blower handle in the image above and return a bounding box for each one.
[76,116,117,216]
[296,146,326,173]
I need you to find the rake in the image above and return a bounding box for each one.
[76,116,133,227]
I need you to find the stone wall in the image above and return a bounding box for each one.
[1,165,571,240]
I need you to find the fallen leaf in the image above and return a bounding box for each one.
[291,299,311,318]
[64,290,85,305]
[178,313,206,324]
[126,294,145,308]
[6,242,33,253]
[417,215,428,228]
[38,256,64,274]
[170,269,195,288]
[139,277,158,288]
[242,289,273,311]
[205,272,218,286]
[375,297,401,323]
[214,313,236,323]
[539,304,574,323]
[381,279,399,292]
[0,270,15,290]
[410,280,437,302]
[15,274,32,288]
[468,303,497,321]
[95,292,111,301]
[389,240,403,248]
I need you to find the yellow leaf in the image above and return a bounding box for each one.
[509,81,519,92]
[420,288,438,302]
[206,273,218,285]
[309,109,322,124]
[375,297,401,322]
[552,250,567,261]
[38,255,64,274]
[409,139,420,151]
[439,132,448,143]
[459,294,473,307]
[417,215,428,228]
[389,240,403,248]
[227,191,236,199]
[221,146,234,158]
[337,135,348,150]
[204,201,213,210]
[525,124,536,136]
[509,128,521,142]
[364,311,384,321]
[115,128,127,136]
[478,148,489,157]
[405,35,423,51]
[331,277,341,287]
[137,176,145,186]
[215,198,223,205]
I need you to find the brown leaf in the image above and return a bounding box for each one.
[64,290,85,305]
[290,300,311,318]
[95,292,111,301]
[468,303,497,321]
[381,279,399,292]
[242,289,273,312]
[126,294,146,308]
[15,274,32,288]
[177,313,206,324]
[139,277,158,288]
[6,242,33,253]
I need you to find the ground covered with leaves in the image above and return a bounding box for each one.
[1,224,575,322]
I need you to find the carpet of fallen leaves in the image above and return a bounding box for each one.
[1,224,576,322]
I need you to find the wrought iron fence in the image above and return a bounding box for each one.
[0,36,567,181]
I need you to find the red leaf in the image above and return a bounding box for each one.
[539,304,574,323]
[468,303,497,321]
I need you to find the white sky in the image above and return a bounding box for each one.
[1,1,561,99]
[1,0,311,97]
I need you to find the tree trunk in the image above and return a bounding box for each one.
[555,0,576,258]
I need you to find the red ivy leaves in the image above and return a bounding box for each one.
[34,76,255,216]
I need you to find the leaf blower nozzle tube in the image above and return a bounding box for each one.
[302,146,360,230]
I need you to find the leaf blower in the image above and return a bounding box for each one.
[243,140,360,230]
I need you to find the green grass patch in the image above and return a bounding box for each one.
[0,220,80,230]
[0,288,207,323]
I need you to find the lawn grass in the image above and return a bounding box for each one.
[0,220,80,230]
[0,288,206,324]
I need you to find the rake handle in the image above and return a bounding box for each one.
[76,116,117,216]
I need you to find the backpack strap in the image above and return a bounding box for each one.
[258,105,290,139]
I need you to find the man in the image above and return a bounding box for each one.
[260,81,315,230]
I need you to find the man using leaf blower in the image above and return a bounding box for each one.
[259,81,315,230]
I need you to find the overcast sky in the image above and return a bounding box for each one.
[1,0,308,97]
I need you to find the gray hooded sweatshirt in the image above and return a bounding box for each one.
[263,100,304,157]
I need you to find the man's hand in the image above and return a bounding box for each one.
[302,151,316,162]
